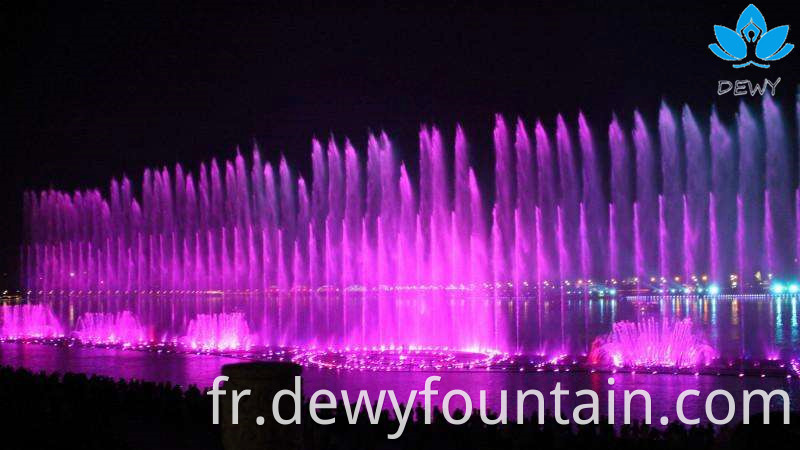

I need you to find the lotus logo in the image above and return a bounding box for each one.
[709,4,793,68]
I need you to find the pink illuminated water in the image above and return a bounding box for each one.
[0,304,64,339]
[15,97,800,363]
[73,311,149,345]
[22,96,800,294]
[182,313,253,351]
[588,318,718,369]
[1,292,799,373]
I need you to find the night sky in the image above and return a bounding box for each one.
[5,0,799,288]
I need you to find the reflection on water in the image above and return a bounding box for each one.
[1,342,797,425]
[2,292,800,423]
[1,293,799,362]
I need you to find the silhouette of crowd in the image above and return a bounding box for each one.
[0,366,217,449]
[0,365,797,449]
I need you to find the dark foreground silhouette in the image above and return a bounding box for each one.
[0,365,797,449]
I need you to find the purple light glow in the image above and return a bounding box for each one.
[73,311,149,345]
[21,97,800,293]
[13,98,800,371]
[182,313,254,351]
[588,318,718,369]
[4,299,799,377]
[293,347,505,371]
[0,304,64,339]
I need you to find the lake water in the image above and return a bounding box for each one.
[2,293,799,424]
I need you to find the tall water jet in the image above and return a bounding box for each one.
[269,162,283,288]
[429,127,451,286]
[454,125,472,285]
[763,95,794,277]
[737,103,764,281]
[535,121,558,281]
[326,140,345,287]
[310,139,328,288]
[710,109,737,281]
[633,111,660,277]
[418,128,433,286]
[343,140,362,286]
[797,92,800,271]
[295,177,310,287]
[514,119,536,284]
[494,116,515,282]
[22,97,800,294]
[658,103,684,279]
[365,134,382,286]
[469,169,489,284]
[398,164,416,285]
[683,105,710,279]
[609,115,634,279]
[556,115,579,281]
[278,157,296,289]
[579,112,607,280]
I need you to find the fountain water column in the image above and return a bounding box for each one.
[535,121,557,281]
[763,95,794,277]
[658,104,683,280]
[633,111,659,278]
[494,116,515,283]
[556,116,579,281]
[683,106,710,280]
[514,119,536,285]
[309,139,328,288]
[737,104,764,281]
[710,110,736,282]
[326,141,344,287]
[22,99,800,294]
[579,113,607,280]
[608,116,634,279]
[344,141,361,286]
[454,125,471,285]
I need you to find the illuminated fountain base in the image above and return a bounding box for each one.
[2,296,800,378]
[292,347,505,371]
[73,311,150,345]
[588,318,718,369]
[182,313,255,351]
[0,304,64,339]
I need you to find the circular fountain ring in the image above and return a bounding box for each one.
[292,347,504,371]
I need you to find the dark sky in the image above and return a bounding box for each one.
[4,0,799,288]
